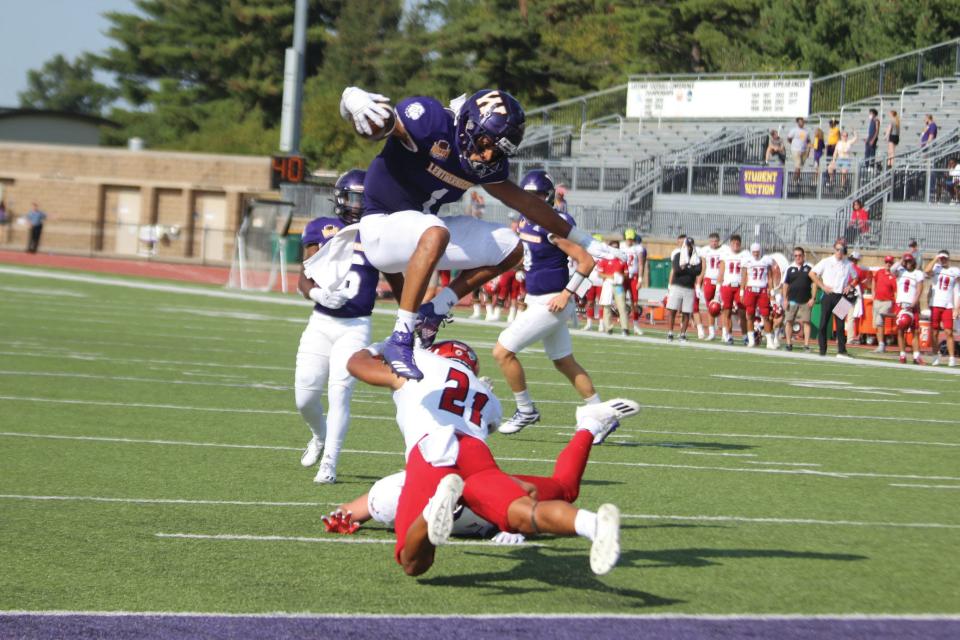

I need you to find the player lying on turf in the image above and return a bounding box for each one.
[346,339,639,577]
[323,408,633,543]
[333,86,617,381]
[491,170,619,441]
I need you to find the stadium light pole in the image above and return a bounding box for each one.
[279,0,308,154]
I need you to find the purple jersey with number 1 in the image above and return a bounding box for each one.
[363,97,510,215]
[301,217,379,318]
[518,211,576,295]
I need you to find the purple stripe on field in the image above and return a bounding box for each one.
[1,614,958,640]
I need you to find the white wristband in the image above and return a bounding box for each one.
[565,271,586,294]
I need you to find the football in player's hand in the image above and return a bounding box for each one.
[361,103,396,141]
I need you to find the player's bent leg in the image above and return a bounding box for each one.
[393,445,457,575]
[512,429,594,502]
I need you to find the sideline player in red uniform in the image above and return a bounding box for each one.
[718,235,750,345]
[346,340,637,577]
[740,242,781,349]
[892,253,926,364]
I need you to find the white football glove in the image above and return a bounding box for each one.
[309,287,348,309]
[478,376,495,392]
[514,270,525,282]
[340,87,392,136]
[491,531,526,545]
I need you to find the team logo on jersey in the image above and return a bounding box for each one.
[429,139,451,161]
[476,91,507,116]
[322,224,339,238]
[404,102,425,120]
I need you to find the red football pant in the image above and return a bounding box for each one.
[702,278,718,306]
[629,275,641,321]
[742,289,770,318]
[513,429,593,503]
[719,285,741,310]
[393,434,527,564]
[930,306,952,331]
[585,285,602,319]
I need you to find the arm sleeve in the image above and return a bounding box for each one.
[394,97,447,152]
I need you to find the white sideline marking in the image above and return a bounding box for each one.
[0,350,290,371]
[155,532,545,548]
[4,264,959,377]
[0,370,291,391]
[630,427,960,449]
[889,483,960,490]
[3,392,955,428]
[0,285,87,298]
[4,431,958,482]
[712,374,939,396]
[7,611,958,621]
[744,461,821,467]
[0,494,325,507]
[620,513,960,530]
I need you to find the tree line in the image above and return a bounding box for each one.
[18,0,960,170]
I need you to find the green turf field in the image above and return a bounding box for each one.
[1,265,958,615]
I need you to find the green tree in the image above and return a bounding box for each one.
[18,54,116,115]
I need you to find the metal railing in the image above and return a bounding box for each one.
[810,38,960,113]
[525,84,629,131]
[508,159,634,192]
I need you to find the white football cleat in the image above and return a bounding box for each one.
[498,407,541,434]
[313,460,336,484]
[300,437,323,468]
[576,398,641,444]
[425,474,464,546]
[590,504,621,575]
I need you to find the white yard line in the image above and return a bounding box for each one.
[679,451,758,458]
[744,461,821,467]
[155,532,544,548]
[629,427,960,448]
[3,264,958,376]
[0,610,958,620]
[889,483,960,490]
[6,430,958,482]
[2,493,956,532]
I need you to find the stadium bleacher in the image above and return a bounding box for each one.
[491,39,960,254]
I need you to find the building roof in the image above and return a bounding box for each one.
[0,107,118,128]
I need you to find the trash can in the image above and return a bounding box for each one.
[648,259,672,288]
[273,233,303,264]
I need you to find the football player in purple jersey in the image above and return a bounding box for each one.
[337,87,617,380]
[491,171,623,442]
[294,170,381,484]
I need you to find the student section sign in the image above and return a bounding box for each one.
[739,167,783,198]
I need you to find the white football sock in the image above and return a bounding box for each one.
[429,287,459,315]
[472,303,481,316]
[574,509,597,541]
[514,390,534,413]
[584,393,602,405]
[394,309,418,334]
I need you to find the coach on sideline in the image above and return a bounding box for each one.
[810,241,859,358]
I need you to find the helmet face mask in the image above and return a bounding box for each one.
[429,340,480,375]
[456,90,525,179]
[334,169,366,224]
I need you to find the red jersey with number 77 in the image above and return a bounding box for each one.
[392,350,502,459]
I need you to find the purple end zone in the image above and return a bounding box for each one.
[1,614,959,640]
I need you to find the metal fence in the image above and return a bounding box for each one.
[810,38,960,113]
[508,160,634,192]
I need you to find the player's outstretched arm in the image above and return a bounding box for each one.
[336,494,373,524]
[483,181,572,238]
[347,347,406,390]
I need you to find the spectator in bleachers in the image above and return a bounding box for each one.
[865,109,880,168]
[908,239,922,265]
[826,119,841,159]
[885,110,901,169]
[811,128,826,172]
[845,199,869,245]
[765,130,786,165]
[828,130,857,185]
[920,115,938,148]
[947,158,960,204]
[787,117,810,179]
[871,256,897,353]
[554,184,569,214]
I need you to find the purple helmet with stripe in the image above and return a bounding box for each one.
[333,169,366,224]
[519,169,555,206]
[456,90,526,179]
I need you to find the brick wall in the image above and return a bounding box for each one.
[0,142,274,262]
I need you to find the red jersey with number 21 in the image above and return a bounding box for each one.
[392,350,502,459]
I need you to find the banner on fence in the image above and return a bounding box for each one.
[626,78,810,119]
[739,167,783,198]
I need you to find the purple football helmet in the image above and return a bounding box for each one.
[456,90,526,179]
[333,169,366,224]
[520,169,555,205]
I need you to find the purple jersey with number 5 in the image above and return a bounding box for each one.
[302,217,379,318]
[518,211,576,295]
[363,97,510,215]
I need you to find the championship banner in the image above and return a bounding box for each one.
[739,167,783,199]
[626,78,810,119]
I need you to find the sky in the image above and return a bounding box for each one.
[0,0,138,107]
